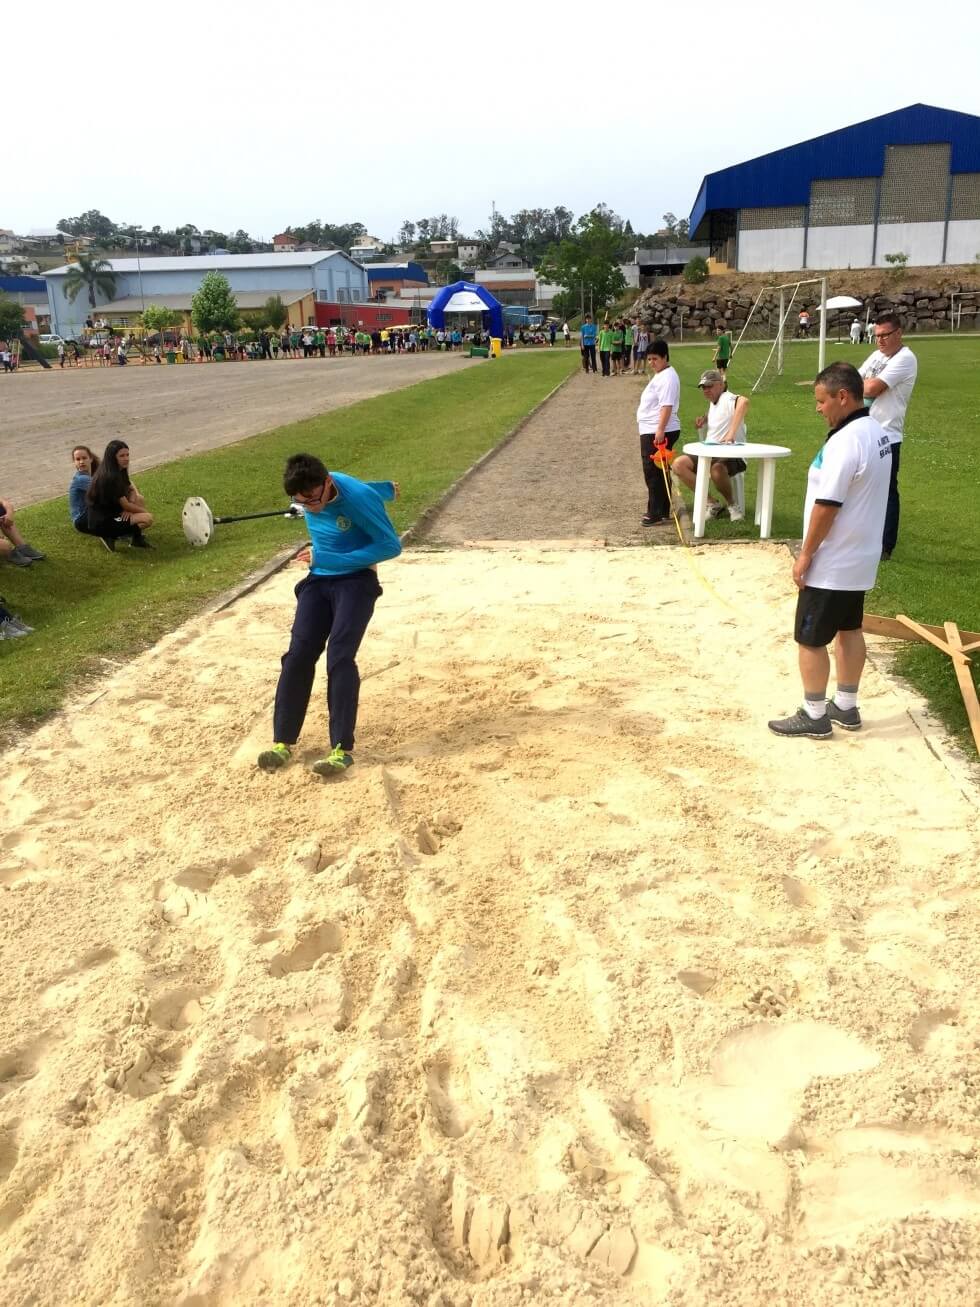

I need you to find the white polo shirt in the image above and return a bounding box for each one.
[636,366,681,434]
[804,411,891,592]
[858,345,917,443]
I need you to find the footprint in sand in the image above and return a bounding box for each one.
[424,1057,487,1139]
[268,922,343,977]
[908,1008,959,1054]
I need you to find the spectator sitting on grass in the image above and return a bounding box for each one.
[69,445,101,532]
[85,440,154,552]
[0,498,46,568]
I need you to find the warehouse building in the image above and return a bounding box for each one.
[688,104,980,273]
[44,251,369,339]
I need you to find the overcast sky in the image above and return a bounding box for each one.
[8,1,978,242]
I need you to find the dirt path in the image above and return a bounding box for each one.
[416,369,680,545]
[2,353,475,508]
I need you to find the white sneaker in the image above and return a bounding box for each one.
[707,501,728,519]
[729,506,745,522]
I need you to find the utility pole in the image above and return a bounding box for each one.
[136,236,146,313]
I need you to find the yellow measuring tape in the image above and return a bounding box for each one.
[654,449,745,618]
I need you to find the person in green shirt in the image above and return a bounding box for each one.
[715,325,732,377]
[611,321,624,375]
[623,322,635,374]
[598,322,613,376]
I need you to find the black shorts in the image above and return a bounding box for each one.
[794,586,865,648]
[712,456,746,475]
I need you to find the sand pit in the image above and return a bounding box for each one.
[2,543,979,1306]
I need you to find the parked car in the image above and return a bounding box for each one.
[39,333,66,347]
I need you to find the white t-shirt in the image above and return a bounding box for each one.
[705,390,747,444]
[849,320,862,343]
[858,345,917,443]
[804,412,892,591]
[636,365,681,434]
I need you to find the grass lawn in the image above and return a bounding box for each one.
[0,351,578,736]
[671,334,980,748]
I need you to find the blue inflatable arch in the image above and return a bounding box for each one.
[427,281,504,339]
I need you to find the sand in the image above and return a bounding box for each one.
[2,543,979,1307]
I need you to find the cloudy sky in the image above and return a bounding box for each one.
[8,0,978,241]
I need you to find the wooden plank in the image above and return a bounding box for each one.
[944,622,980,757]
[863,613,980,647]
[896,614,970,665]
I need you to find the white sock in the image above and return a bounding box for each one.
[833,686,858,711]
[803,695,827,720]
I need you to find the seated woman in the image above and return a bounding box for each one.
[85,440,154,551]
[69,445,100,532]
[0,497,46,567]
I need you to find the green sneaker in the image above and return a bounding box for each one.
[311,744,354,777]
[257,743,292,771]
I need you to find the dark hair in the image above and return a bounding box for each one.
[815,361,864,401]
[875,311,901,330]
[649,339,669,360]
[72,445,100,474]
[283,453,328,496]
[87,440,131,508]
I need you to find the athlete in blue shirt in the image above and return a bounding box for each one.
[258,454,402,776]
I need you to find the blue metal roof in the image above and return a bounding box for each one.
[365,262,429,284]
[689,104,980,238]
[0,275,48,293]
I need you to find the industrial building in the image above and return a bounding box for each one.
[44,251,370,339]
[365,262,429,300]
[689,104,980,273]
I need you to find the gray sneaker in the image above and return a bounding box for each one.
[827,701,862,731]
[0,618,29,638]
[16,543,46,562]
[5,549,32,568]
[768,707,832,738]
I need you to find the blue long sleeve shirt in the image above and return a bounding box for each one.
[306,472,402,577]
[579,322,597,346]
[69,471,91,522]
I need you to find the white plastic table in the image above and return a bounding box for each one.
[681,441,793,540]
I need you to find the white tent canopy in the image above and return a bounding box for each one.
[439,290,488,313]
[819,295,863,311]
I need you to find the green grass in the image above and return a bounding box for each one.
[0,352,577,735]
[671,334,980,747]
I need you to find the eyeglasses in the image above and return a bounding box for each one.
[293,480,326,505]
[874,328,897,342]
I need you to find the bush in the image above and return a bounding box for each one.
[683,256,709,285]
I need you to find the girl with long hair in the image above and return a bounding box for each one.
[85,440,154,551]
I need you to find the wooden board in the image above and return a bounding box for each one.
[944,623,980,757]
[896,614,971,665]
[863,613,980,647]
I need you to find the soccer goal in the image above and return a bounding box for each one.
[730,276,827,392]
[950,290,977,332]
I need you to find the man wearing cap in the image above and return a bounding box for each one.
[672,370,747,522]
[858,311,917,559]
[768,361,891,739]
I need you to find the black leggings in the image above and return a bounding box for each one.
[640,431,680,520]
[81,512,141,543]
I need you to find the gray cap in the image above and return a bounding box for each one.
[698,368,724,387]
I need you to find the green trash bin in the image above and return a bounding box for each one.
[468,346,490,359]
[165,350,176,365]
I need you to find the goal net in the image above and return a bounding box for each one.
[730,277,827,393]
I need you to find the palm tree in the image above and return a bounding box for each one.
[63,253,117,311]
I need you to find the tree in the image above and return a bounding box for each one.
[683,256,709,285]
[263,295,289,331]
[191,271,239,335]
[63,253,117,310]
[538,208,627,315]
[141,304,183,335]
[399,220,417,245]
[0,294,26,339]
[432,259,462,285]
[656,213,690,250]
[58,209,117,242]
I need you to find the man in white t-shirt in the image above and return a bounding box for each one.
[672,369,747,522]
[849,318,863,345]
[769,361,891,739]
[858,312,917,559]
[635,339,681,525]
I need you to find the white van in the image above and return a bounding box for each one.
[39,334,66,347]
